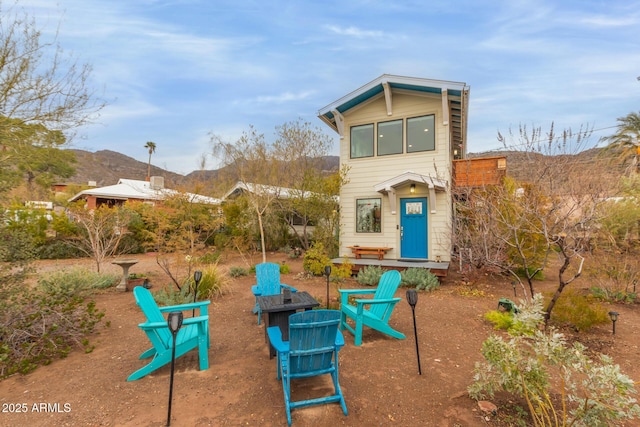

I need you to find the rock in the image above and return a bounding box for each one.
[478,400,498,415]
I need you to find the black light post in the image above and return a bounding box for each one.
[608,311,619,335]
[192,270,202,317]
[511,281,517,297]
[406,289,422,375]
[324,265,332,309]
[166,311,183,427]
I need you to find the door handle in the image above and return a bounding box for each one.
[400,226,403,240]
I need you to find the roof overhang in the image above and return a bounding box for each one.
[317,74,470,157]
[374,171,447,193]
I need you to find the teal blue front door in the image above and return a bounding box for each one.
[400,198,427,259]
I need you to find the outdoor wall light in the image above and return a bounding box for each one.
[410,183,416,194]
[608,311,619,335]
[167,311,184,427]
[406,289,421,375]
[324,265,332,309]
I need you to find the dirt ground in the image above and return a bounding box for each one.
[1,252,639,427]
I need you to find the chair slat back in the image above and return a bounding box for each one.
[288,310,340,374]
[369,270,402,319]
[256,262,282,296]
[133,286,170,343]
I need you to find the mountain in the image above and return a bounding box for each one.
[67,149,341,192]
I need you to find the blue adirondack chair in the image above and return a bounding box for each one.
[267,310,348,426]
[127,286,211,381]
[251,262,298,325]
[338,269,406,346]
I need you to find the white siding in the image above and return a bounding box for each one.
[338,92,453,261]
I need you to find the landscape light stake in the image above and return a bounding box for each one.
[324,265,332,309]
[167,311,183,427]
[608,311,619,335]
[406,289,422,375]
[511,281,517,297]
[192,270,202,317]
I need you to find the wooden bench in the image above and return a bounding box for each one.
[347,246,392,260]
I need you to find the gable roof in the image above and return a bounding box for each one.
[68,178,220,205]
[317,74,469,155]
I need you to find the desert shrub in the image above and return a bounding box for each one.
[198,251,221,264]
[36,239,86,259]
[484,310,515,330]
[38,268,119,296]
[302,242,331,276]
[152,285,192,305]
[189,264,228,300]
[330,258,354,283]
[548,289,609,331]
[400,268,440,291]
[356,265,385,286]
[0,274,106,378]
[470,294,640,426]
[0,227,36,262]
[280,262,290,275]
[590,286,637,304]
[229,266,249,278]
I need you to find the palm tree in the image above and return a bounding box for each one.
[144,141,156,180]
[601,112,640,173]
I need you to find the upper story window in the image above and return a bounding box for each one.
[406,115,435,153]
[377,119,403,156]
[350,124,374,158]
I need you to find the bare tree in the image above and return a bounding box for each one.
[67,205,131,272]
[212,126,280,263]
[455,123,618,324]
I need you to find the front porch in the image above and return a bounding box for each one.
[330,257,449,278]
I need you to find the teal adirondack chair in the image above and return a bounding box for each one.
[338,270,405,346]
[251,262,297,325]
[127,286,210,381]
[267,310,348,426]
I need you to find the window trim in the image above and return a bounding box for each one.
[355,198,382,233]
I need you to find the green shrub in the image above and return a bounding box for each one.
[198,251,221,264]
[36,239,86,260]
[356,265,385,286]
[152,285,192,305]
[229,266,249,278]
[549,289,609,331]
[470,294,640,425]
[1,269,106,378]
[190,264,228,300]
[280,262,290,275]
[302,242,331,276]
[484,310,515,330]
[400,268,440,291]
[331,258,354,283]
[590,286,638,304]
[38,268,119,296]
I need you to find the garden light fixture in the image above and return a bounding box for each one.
[608,311,619,335]
[406,289,422,375]
[324,265,332,309]
[166,311,183,427]
[192,270,203,317]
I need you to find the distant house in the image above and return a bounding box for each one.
[318,74,475,275]
[68,176,220,209]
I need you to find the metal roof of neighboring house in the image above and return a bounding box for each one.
[317,74,469,155]
[68,178,220,205]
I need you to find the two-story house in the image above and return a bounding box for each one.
[318,74,470,277]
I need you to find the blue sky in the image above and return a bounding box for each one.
[18,0,640,175]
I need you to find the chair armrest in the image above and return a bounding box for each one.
[267,326,290,353]
[159,300,210,313]
[338,289,377,296]
[335,330,345,349]
[139,315,208,330]
[280,284,298,292]
[355,297,401,306]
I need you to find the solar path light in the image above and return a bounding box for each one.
[608,311,619,335]
[166,311,183,427]
[406,289,422,375]
[324,265,332,309]
[192,270,202,317]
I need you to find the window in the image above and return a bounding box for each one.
[377,119,403,156]
[406,115,435,153]
[356,198,381,233]
[350,124,374,158]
